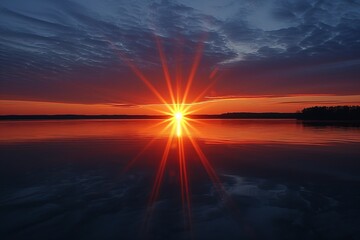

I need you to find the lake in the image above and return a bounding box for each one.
[0,119,359,240]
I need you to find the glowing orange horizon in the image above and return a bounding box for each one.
[2,95,360,116]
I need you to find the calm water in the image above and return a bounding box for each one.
[0,119,359,240]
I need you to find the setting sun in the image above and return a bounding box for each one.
[172,111,185,137]
[174,112,183,121]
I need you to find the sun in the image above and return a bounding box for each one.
[172,110,186,137]
[174,111,183,121]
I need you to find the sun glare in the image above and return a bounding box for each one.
[113,33,226,232]
[172,110,185,137]
[175,112,183,121]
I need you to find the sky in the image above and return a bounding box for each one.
[0,0,359,114]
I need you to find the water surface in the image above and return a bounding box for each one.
[0,119,359,240]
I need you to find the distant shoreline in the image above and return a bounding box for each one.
[1,107,359,121]
[1,114,360,128]
[0,113,299,121]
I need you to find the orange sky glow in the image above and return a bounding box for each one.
[1,94,359,115]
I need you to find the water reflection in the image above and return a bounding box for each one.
[0,119,360,240]
[1,119,359,144]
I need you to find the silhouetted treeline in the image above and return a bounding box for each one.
[299,106,360,120]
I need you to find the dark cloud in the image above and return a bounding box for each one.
[0,0,359,105]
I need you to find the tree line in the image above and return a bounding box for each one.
[299,106,360,120]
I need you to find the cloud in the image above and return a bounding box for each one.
[105,103,139,108]
[0,0,359,106]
